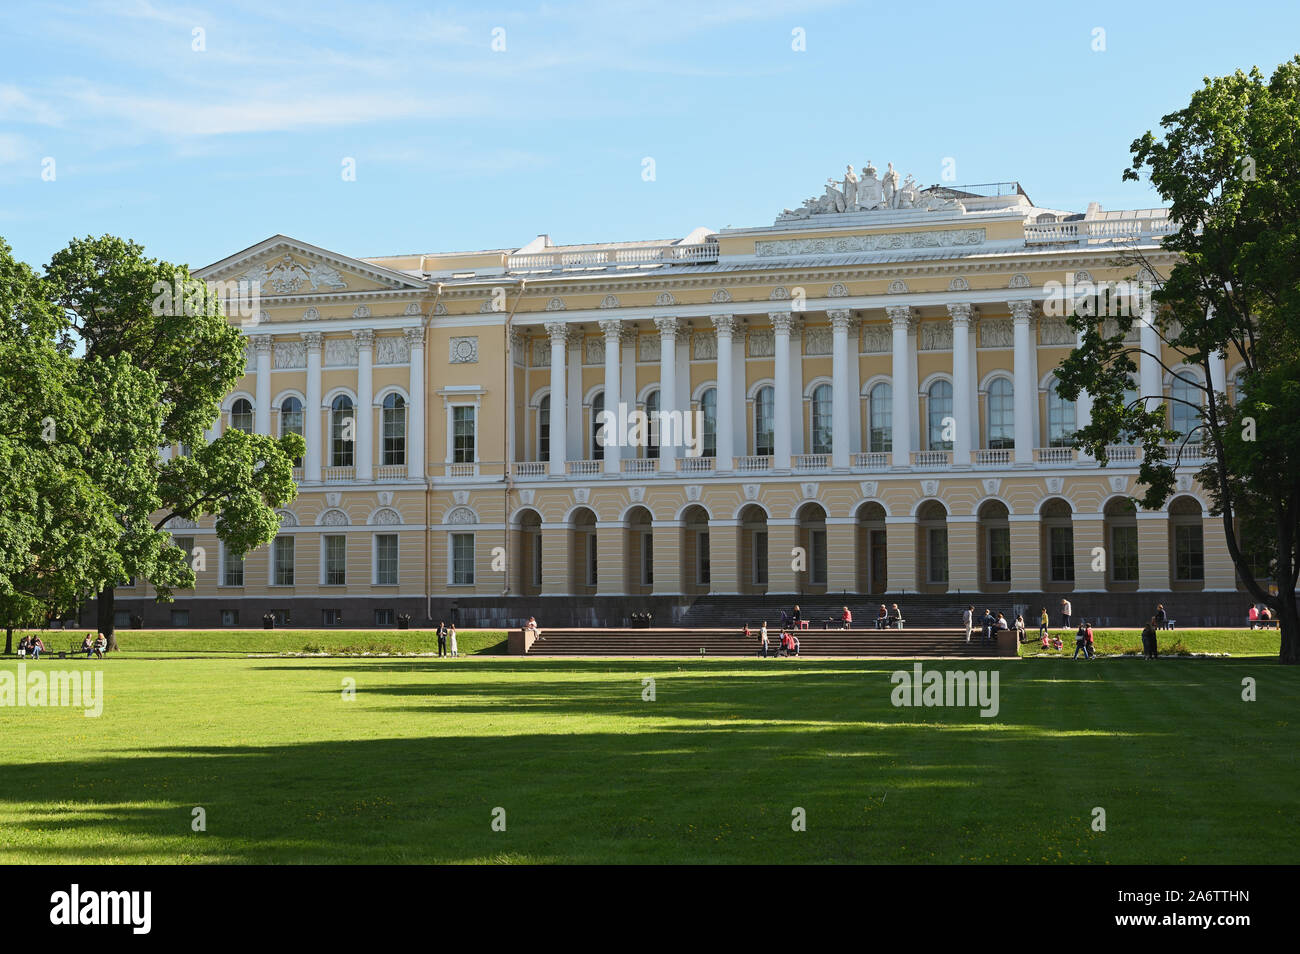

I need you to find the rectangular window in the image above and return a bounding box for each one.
[753,530,768,586]
[113,611,131,630]
[170,609,190,628]
[586,532,597,587]
[322,608,343,626]
[223,548,244,587]
[641,533,654,586]
[220,609,239,627]
[453,406,476,463]
[383,403,406,466]
[698,531,711,585]
[273,536,295,586]
[869,529,888,591]
[1111,525,1139,582]
[1175,524,1205,581]
[810,529,827,585]
[532,534,544,587]
[324,535,347,586]
[375,534,399,585]
[1049,526,1075,582]
[451,532,475,585]
[374,608,395,626]
[928,527,949,583]
[272,608,291,626]
[988,526,1011,583]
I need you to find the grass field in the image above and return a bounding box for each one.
[1,652,1296,864]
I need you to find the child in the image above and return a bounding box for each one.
[1051,635,1064,651]
[449,625,459,658]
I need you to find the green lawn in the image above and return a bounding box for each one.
[1,654,1295,863]
[1019,628,1281,658]
[12,628,510,656]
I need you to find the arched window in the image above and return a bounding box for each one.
[987,378,1014,449]
[644,389,660,459]
[591,392,605,461]
[700,387,717,458]
[927,380,953,451]
[382,393,406,466]
[331,395,354,467]
[537,395,550,461]
[810,383,833,455]
[1170,372,1202,440]
[754,386,774,457]
[1047,379,1076,447]
[279,397,303,466]
[868,382,892,453]
[230,398,253,433]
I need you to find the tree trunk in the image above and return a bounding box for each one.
[4,627,11,655]
[1278,596,1298,665]
[97,584,118,651]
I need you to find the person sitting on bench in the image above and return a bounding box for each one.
[81,633,95,657]
[888,603,903,629]
[875,605,888,630]
[95,633,107,659]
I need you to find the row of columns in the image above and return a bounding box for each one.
[247,327,426,484]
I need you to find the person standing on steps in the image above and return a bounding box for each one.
[963,605,974,643]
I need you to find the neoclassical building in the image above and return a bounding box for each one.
[113,166,1255,628]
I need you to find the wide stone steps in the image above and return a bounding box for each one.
[524,627,1010,657]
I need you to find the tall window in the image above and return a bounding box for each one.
[280,396,303,466]
[230,398,253,433]
[273,536,295,586]
[753,530,768,586]
[754,386,774,456]
[810,384,833,455]
[375,534,398,585]
[1174,524,1205,581]
[331,395,354,467]
[697,531,711,585]
[641,534,654,586]
[1170,372,1202,440]
[700,388,717,458]
[644,390,660,459]
[1049,526,1075,581]
[927,380,953,451]
[537,395,550,461]
[591,392,605,461]
[1047,381,1077,447]
[927,527,949,583]
[453,406,476,463]
[324,535,346,585]
[451,533,475,585]
[223,547,244,587]
[1233,370,1248,405]
[1111,525,1139,582]
[869,382,892,452]
[809,529,827,584]
[382,394,406,466]
[987,378,1014,449]
[988,527,1011,583]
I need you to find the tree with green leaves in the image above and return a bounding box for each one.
[1056,57,1300,664]
[42,235,303,647]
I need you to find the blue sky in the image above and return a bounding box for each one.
[2,0,1298,271]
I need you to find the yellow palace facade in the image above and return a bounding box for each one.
[117,166,1250,628]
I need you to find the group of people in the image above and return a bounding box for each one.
[435,621,459,657]
[14,634,46,658]
[1247,604,1276,628]
[13,631,108,659]
[747,621,801,657]
[81,632,108,658]
[874,604,904,629]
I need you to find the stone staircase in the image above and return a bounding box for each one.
[676,594,1010,629]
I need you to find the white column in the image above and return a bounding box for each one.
[770,312,794,468]
[354,329,374,481]
[1139,299,1162,412]
[546,321,568,476]
[599,319,622,474]
[887,306,913,467]
[302,331,323,482]
[404,327,425,481]
[948,303,974,466]
[829,309,852,469]
[1010,300,1036,464]
[655,316,678,471]
[252,335,273,435]
[712,314,736,468]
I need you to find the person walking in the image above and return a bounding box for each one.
[436,620,448,657]
[1072,621,1090,660]
[963,605,974,643]
[1141,617,1159,659]
[1061,598,1073,630]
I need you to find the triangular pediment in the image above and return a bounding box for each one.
[196,235,429,298]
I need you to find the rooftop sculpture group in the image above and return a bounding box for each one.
[778,161,965,221]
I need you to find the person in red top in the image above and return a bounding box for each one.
[841,606,852,629]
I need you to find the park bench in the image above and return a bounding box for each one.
[1248,618,1279,630]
